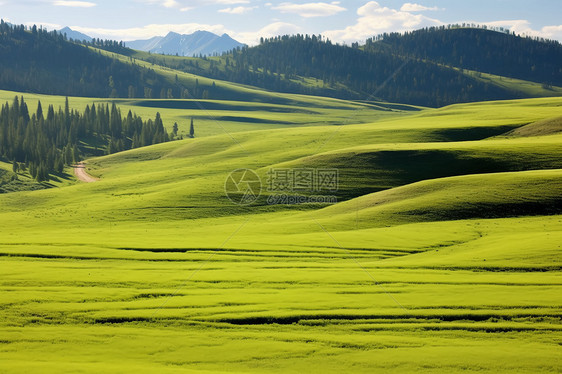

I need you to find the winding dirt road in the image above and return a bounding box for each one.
[73,162,98,183]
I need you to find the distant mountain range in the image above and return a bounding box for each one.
[57,27,244,56]
[125,31,245,56]
[59,26,92,42]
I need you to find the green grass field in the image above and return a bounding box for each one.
[0,95,561,373]
[0,86,418,139]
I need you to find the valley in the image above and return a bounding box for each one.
[1,94,561,372]
[0,19,561,373]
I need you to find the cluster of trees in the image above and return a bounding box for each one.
[0,20,180,98]
[0,96,170,182]
[371,26,562,86]
[85,38,133,56]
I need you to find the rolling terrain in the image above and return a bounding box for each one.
[0,95,561,372]
[1,19,561,373]
[3,22,561,107]
[139,27,562,106]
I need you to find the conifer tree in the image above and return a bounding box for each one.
[36,101,43,120]
[189,118,195,138]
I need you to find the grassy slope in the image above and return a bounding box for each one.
[131,47,562,104]
[501,115,562,137]
[0,96,561,373]
[461,68,562,97]
[0,84,414,192]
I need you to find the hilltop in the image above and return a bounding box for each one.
[373,26,562,86]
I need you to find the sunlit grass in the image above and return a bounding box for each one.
[0,96,561,372]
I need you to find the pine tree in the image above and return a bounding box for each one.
[55,156,64,174]
[36,100,43,120]
[189,118,195,138]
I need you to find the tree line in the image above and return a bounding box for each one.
[0,96,170,182]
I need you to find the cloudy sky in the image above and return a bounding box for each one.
[1,0,561,44]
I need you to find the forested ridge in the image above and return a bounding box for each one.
[0,96,169,183]
[145,27,562,107]
[224,34,513,106]
[372,26,562,86]
[1,21,560,107]
[0,21,177,99]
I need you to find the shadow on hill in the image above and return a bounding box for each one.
[291,148,562,201]
[128,100,319,113]
[435,125,520,142]
[214,116,293,124]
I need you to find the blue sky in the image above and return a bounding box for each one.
[1,0,561,44]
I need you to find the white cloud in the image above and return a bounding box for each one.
[542,24,562,40]
[53,1,96,7]
[400,3,440,12]
[163,0,179,7]
[323,2,562,44]
[218,6,256,14]
[71,23,233,41]
[324,1,441,43]
[236,22,301,45]
[24,22,62,30]
[476,20,562,41]
[272,2,346,18]
[138,0,249,9]
[72,20,301,46]
[213,0,250,3]
[139,0,180,8]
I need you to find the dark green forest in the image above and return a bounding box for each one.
[0,21,178,99]
[145,34,541,107]
[223,34,514,107]
[371,26,562,86]
[0,96,169,182]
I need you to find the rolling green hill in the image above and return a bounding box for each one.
[0,95,561,372]
[137,28,562,107]
[0,87,418,192]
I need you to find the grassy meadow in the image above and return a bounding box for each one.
[0,94,561,372]
[0,87,417,139]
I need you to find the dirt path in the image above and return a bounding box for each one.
[73,162,98,183]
